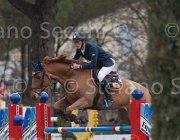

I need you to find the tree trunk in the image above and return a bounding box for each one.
[146,0,180,139]
[21,42,27,102]
[29,0,56,61]
[8,0,57,104]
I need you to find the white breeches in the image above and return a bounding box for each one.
[97,63,116,82]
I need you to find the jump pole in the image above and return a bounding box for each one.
[45,126,131,133]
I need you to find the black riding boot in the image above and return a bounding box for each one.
[101,79,113,108]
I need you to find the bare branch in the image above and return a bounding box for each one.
[99,39,117,46]
[55,28,76,56]
[96,26,114,46]
[8,0,35,18]
[118,38,149,79]
[129,4,148,33]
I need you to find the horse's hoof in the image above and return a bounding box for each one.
[73,118,87,124]
[64,116,69,121]
[80,119,88,124]
[59,109,69,120]
[74,118,88,124]
[69,114,77,122]
[74,119,81,124]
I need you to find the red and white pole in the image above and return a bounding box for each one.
[130,88,149,140]
[8,103,23,139]
[36,103,51,140]
[131,99,147,140]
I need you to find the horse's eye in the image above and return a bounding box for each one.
[36,75,41,79]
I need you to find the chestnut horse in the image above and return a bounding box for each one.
[31,55,151,124]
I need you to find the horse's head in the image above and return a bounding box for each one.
[30,61,52,99]
[30,55,81,100]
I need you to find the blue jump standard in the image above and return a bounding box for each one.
[45,126,131,133]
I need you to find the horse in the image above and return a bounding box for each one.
[30,54,151,124]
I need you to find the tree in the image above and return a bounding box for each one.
[145,0,180,139]
[8,0,138,61]
[7,0,57,102]
[8,0,56,60]
[0,1,30,103]
[56,0,138,27]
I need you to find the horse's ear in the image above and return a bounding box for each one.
[38,61,44,71]
[32,62,40,72]
[43,56,51,64]
[37,61,41,68]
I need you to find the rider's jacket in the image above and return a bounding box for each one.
[73,42,115,69]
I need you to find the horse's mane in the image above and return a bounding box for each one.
[43,54,82,65]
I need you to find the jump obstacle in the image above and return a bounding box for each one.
[44,99,152,140]
[0,92,60,140]
[44,89,152,140]
[0,89,152,140]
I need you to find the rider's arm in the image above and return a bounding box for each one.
[81,47,98,69]
[73,49,81,60]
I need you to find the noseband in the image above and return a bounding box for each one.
[31,70,53,96]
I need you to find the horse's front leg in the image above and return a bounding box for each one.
[66,97,91,124]
[54,97,68,110]
[54,97,70,121]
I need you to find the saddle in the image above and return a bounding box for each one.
[92,68,122,92]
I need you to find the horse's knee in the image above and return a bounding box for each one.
[66,107,72,115]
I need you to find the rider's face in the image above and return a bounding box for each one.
[74,41,82,49]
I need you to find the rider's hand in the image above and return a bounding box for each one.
[71,63,81,69]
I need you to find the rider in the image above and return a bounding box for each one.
[71,32,116,108]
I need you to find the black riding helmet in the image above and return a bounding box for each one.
[72,32,87,42]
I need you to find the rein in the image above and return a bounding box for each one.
[30,70,54,96]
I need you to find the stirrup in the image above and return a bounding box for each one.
[107,99,113,107]
[103,99,113,109]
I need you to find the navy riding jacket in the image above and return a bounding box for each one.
[73,42,115,69]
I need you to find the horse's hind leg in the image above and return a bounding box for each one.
[118,108,130,125]
[66,97,90,124]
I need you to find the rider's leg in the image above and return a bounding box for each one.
[98,65,115,108]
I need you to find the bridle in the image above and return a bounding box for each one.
[30,70,54,96]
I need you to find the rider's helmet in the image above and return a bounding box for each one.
[72,32,87,42]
